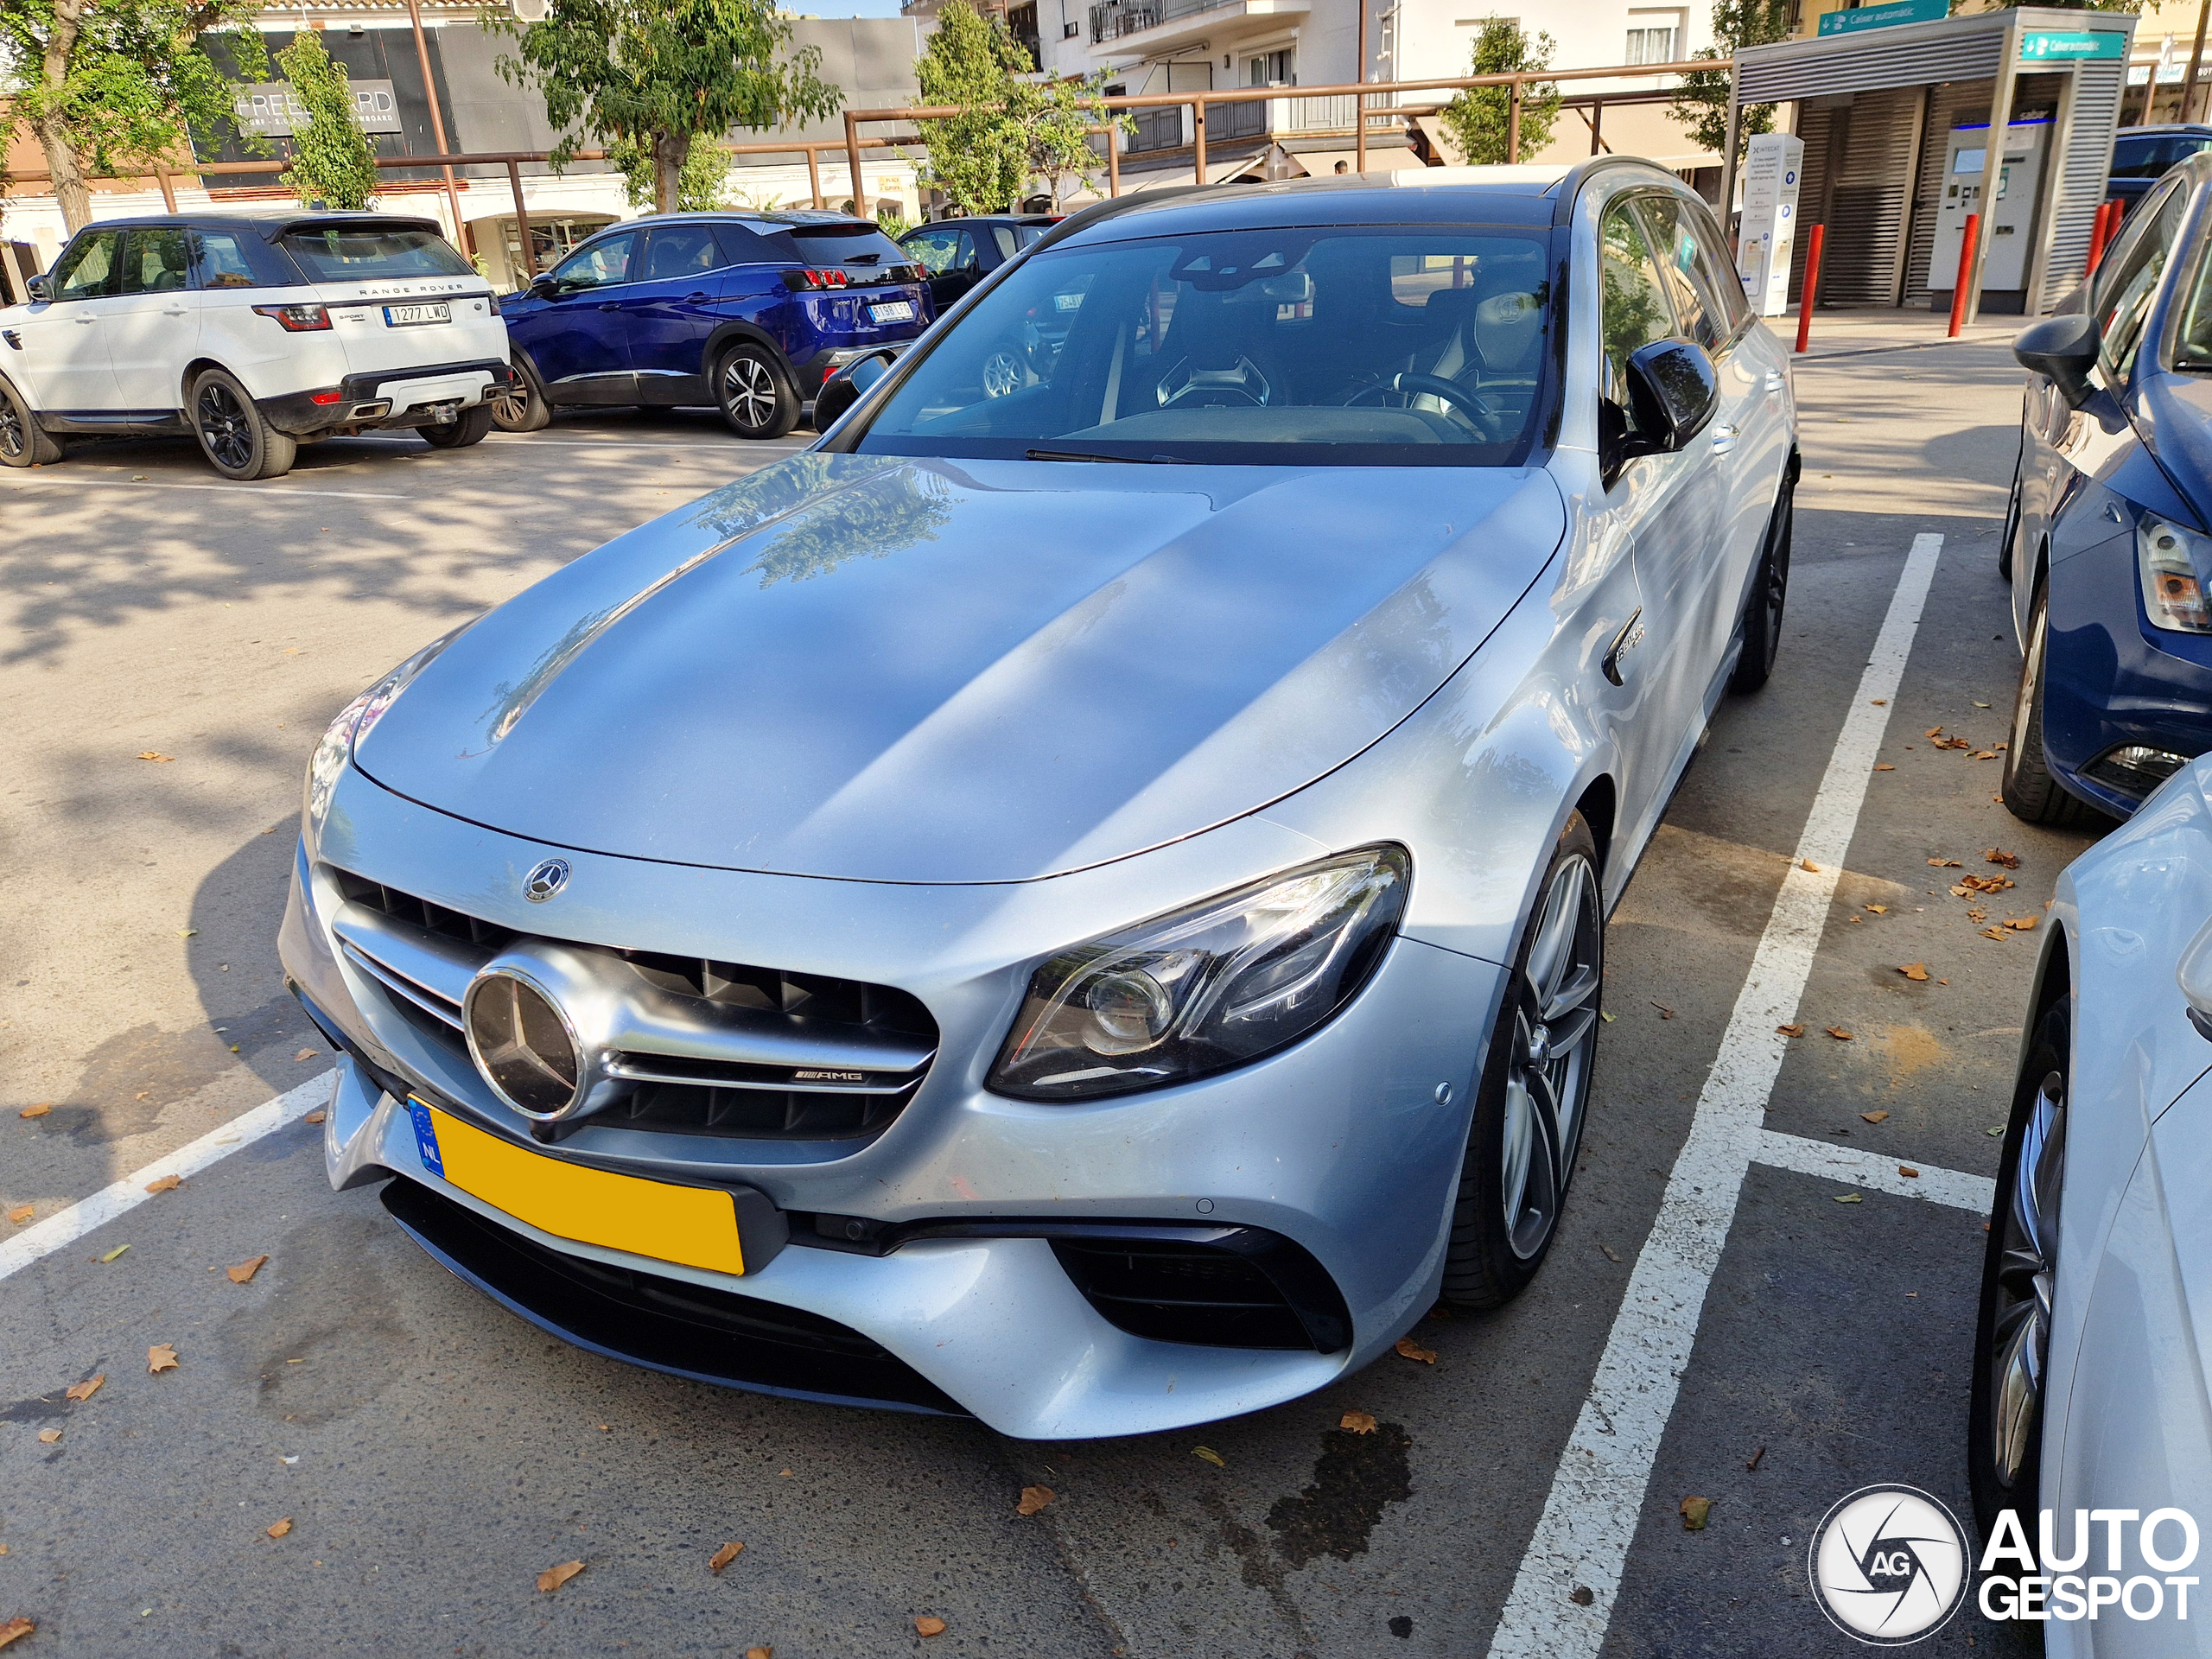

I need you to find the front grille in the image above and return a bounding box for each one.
[327,867,938,1141]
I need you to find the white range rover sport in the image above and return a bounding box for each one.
[0,210,516,480]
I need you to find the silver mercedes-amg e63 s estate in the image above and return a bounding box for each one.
[282,161,1797,1437]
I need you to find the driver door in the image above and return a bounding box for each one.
[8,227,127,413]
[523,232,639,403]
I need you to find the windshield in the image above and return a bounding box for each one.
[849,226,1552,467]
[282,227,474,282]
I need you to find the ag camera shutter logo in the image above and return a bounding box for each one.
[1808,1484,1968,1644]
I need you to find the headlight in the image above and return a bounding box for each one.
[2139,517,2212,632]
[302,628,467,848]
[987,846,1410,1102]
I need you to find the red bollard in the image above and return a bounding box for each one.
[1794,223,1826,355]
[2088,200,2115,276]
[1948,212,1980,339]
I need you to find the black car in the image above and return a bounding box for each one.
[898,214,1060,313]
[2110,124,2212,209]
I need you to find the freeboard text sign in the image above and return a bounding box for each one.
[1816,0,1946,37]
[232,79,404,137]
[2018,30,2126,63]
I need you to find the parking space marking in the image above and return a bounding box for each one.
[1486,531,1945,1658]
[1754,1128,1995,1212]
[1,476,407,501]
[0,1070,335,1287]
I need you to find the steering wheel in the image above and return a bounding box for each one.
[1343,372,1496,429]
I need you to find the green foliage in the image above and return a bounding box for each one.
[1020,72,1126,211]
[875,206,914,238]
[276,30,378,211]
[1670,0,1789,162]
[912,2,1124,213]
[611,134,733,210]
[0,0,268,230]
[493,0,841,215]
[1438,16,1559,166]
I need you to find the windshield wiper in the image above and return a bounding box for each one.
[1024,448,1192,464]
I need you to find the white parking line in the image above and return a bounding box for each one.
[0,1070,336,1287]
[1485,531,1946,1658]
[1755,1128,1995,1213]
[1,475,407,501]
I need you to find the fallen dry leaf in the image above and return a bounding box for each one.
[709,1541,744,1573]
[746,1649,772,1659]
[302,1111,325,1125]
[1833,1192,1864,1205]
[1929,858,1962,868]
[916,1616,948,1638]
[37,1429,60,1445]
[7,1205,30,1225]
[1872,763,1895,771]
[0,1618,34,1650]
[1569,1586,1595,1606]
[1898,1166,1920,1179]
[1395,1337,1438,1364]
[227,1255,269,1284]
[1192,1446,1227,1468]
[18,1104,50,1120]
[137,752,174,763]
[2005,916,2039,931]
[1599,1242,1623,1263]
[1925,727,1943,739]
[1967,908,1988,922]
[294,1048,317,1063]
[1870,698,1886,705]
[1897,963,1930,982]
[97,1244,129,1264]
[1680,1496,1712,1531]
[1650,1001,1675,1019]
[1746,1445,1766,1472]
[1860,1110,1890,1124]
[143,1174,180,1195]
[1800,859,1820,873]
[1825,1027,1853,1041]
[266,1518,292,1539]
[1972,750,1996,760]
[537,1560,585,1593]
[65,1375,103,1404]
[1984,849,2021,868]
[147,1344,178,1374]
[1866,905,1888,914]
[1982,927,2010,941]
[1776,1023,1805,1037]
[1340,1410,1377,1434]
[1016,1485,1054,1516]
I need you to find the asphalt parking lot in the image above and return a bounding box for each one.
[0,324,2089,1657]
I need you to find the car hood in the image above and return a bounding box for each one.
[354,452,1566,883]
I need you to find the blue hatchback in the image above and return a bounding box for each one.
[493,211,932,440]
[2003,152,2212,823]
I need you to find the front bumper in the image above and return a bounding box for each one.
[282,767,1503,1438]
[260,359,516,437]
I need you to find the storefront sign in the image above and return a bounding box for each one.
[1816,0,1947,38]
[232,79,404,137]
[2018,31,2127,64]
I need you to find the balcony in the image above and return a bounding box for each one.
[1120,89,1376,154]
[1089,0,1306,53]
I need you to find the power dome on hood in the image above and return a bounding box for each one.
[353,453,1566,883]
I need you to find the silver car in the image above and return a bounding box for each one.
[281,162,1796,1437]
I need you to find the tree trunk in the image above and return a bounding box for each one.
[38,0,93,233]
[652,131,690,215]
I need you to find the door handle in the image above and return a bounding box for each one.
[1764,368,1785,393]
[162,307,188,316]
[74,315,98,325]
[598,302,621,311]
[683,291,709,303]
[1709,423,1740,455]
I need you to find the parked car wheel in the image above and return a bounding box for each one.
[418,405,495,449]
[1730,474,1793,694]
[715,344,798,440]
[0,376,63,468]
[191,368,296,481]
[490,364,551,434]
[1968,1003,2069,1541]
[1441,811,1605,1309]
[2002,583,2101,828]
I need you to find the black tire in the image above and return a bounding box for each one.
[418,404,494,449]
[1730,473,1793,694]
[1967,1002,2069,1545]
[490,363,550,433]
[715,343,799,440]
[2001,583,2101,828]
[190,367,296,480]
[0,374,63,467]
[1442,811,1605,1309]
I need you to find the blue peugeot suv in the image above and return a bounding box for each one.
[2002,151,2212,824]
[493,211,932,439]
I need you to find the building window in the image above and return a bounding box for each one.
[1245,48,1294,86]
[1625,21,1679,65]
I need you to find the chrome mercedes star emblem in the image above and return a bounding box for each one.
[522,857,571,903]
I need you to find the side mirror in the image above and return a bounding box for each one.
[1622,338,1719,456]
[2182,914,2212,1042]
[2015,313,2100,409]
[812,349,897,432]
[25,274,51,302]
[527,273,558,299]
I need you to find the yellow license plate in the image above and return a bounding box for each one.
[405,1098,744,1274]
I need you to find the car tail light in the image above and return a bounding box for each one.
[782,268,851,291]
[252,302,332,333]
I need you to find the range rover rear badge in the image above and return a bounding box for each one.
[522,858,571,903]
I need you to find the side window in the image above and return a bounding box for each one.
[1598,199,1680,426]
[641,223,721,282]
[712,222,760,266]
[552,232,637,290]
[192,230,260,290]
[990,225,1019,262]
[120,227,191,296]
[2098,182,2190,382]
[954,229,982,272]
[904,229,957,274]
[1632,196,1721,352]
[50,230,123,302]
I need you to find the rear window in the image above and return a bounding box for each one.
[786,226,908,270]
[2113,134,2212,180]
[281,226,474,282]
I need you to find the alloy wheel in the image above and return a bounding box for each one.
[0,393,22,461]
[196,380,254,473]
[1988,1071,2064,1490]
[1500,853,1603,1259]
[491,385,531,425]
[2005,601,2045,791]
[982,349,1021,398]
[721,354,778,431]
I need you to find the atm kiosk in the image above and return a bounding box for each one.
[1925,117,2051,305]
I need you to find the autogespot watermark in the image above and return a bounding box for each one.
[1806,1486,2202,1644]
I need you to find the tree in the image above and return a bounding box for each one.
[0,0,266,232]
[1020,72,1126,211]
[1669,0,1789,164]
[493,0,841,216]
[1438,16,1559,166]
[276,29,377,211]
[912,0,1031,214]
[610,134,732,211]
